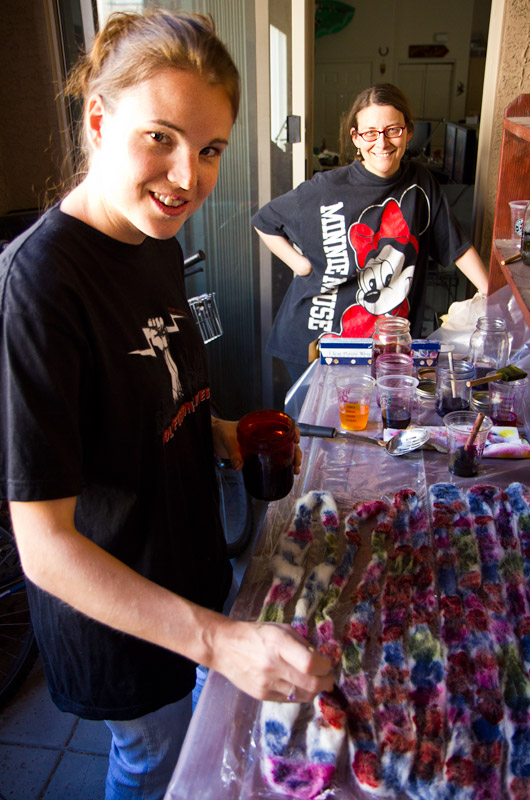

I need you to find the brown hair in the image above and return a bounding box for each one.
[65,8,240,177]
[339,83,414,165]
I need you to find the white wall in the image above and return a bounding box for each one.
[314,0,481,156]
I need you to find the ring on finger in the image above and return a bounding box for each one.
[287,683,297,702]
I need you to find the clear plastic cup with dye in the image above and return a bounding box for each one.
[444,411,493,477]
[376,374,419,430]
[334,374,375,431]
[488,376,529,425]
[237,410,296,501]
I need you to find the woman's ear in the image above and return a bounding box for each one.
[86,95,106,149]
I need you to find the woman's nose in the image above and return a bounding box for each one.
[167,150,197,191]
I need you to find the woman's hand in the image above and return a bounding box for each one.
[211,416,302,475]
[254,229,313,277]
[209,618,334,703]
[211,416,242,469]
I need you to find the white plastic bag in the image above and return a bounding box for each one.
[440,292,488,331]
[432,285,530,357]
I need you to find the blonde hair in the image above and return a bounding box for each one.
[65,8,240,176]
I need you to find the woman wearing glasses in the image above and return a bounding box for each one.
[252,83,488,383]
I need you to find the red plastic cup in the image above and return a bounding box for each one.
[237,410,296,501]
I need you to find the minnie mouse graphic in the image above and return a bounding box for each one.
[334,191,426,338]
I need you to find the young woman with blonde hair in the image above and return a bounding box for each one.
[0,10,331,798]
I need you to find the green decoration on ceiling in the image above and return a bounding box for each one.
[315,1,355,39]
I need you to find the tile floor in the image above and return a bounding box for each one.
[0,658,110,800]
[0,497,267,800]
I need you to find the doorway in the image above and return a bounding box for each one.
[313,0,491,169]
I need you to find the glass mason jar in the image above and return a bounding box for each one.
[237,410,296,501]
[468,316,510,383]
[371,317,412,378]
[435,360,475,418]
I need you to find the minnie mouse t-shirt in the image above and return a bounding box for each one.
[252,159,471,366]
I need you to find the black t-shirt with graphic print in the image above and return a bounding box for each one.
[252,159,471,366]
[0,207,231,720]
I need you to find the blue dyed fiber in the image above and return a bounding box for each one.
[471,717,502,743]
[481,564,499,583]
[265,719,288,741]
[510,726,530,777]
[436,566,456,595]
[411,659,443,687]
[383,640,404,666]
[310,748,336,764]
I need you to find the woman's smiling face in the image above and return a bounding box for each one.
[86,68,234,244]
[351,104,412,179]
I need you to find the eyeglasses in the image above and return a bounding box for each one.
[355,126,406,142]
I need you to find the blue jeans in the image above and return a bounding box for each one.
[104,577,239,798]
[104,693,192,800]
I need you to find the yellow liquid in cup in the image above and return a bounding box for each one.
[339,402,370,431]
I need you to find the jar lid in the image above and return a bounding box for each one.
[416,379,436,399]
[417,366,437,381]
[470,391,490,414]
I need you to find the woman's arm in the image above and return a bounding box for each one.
[9,497,332,702]
[454,246,489,294]
[254,228,312,276]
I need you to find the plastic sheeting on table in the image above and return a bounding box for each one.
[165,361,530,800]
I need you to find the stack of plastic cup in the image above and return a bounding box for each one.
[375,352,414,406]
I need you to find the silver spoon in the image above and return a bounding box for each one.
[298,423,433,454]
[384,427,431,455]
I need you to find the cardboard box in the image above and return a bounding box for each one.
[319,336,441,368]
[319,337,373,366]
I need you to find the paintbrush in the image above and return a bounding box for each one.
[466,363,527,388]
[500,252,522,265]
[464,412,485,451]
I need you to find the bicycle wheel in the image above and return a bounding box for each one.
[216,459,253,558]
[0,509,38,708]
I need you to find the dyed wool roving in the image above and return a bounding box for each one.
[302,503,382,794]
[429,483,478,800]
[258,491,329,626]
[503,483,530,800]
[458,486,508,798]
[430,483,504,800]
[305,502,376,763]
[261,496,392,799]
[371,490,420,794]
[338,499,394,794]
[260,490,348,799]
[403,492,446,800]
[486,484,530,799]
[257,482,530,799]
[505,483,530,616]
[472,484,530,666]
[291,492,340,640]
